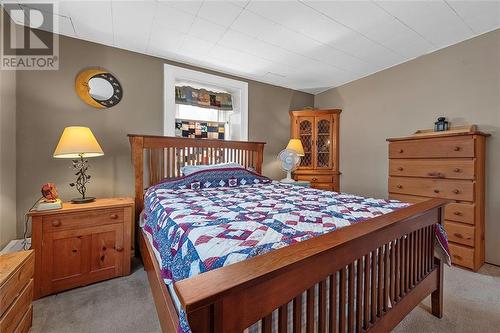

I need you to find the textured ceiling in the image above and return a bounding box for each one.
[7,0,500,93]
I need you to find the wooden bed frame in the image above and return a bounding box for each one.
[129,134,446,333]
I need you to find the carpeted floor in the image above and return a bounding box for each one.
[32,262,500,333]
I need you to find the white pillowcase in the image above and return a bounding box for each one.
[181,163,244,176]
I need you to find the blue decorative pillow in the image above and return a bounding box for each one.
[149,167,271,191]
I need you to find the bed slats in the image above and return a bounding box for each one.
[128,135,264,191]
[242,225,438,333]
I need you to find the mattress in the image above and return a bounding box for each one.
[143,221,314,333]
[140,167,415,332]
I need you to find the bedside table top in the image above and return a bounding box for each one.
[0,250,33,287]
[27,197,134,216]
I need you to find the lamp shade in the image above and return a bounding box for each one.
[53,127,104,158]
[286,139,305,156]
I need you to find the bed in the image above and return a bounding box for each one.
[128,134,448,333]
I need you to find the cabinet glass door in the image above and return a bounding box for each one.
[297,117,314,168]
[315,116,332,168]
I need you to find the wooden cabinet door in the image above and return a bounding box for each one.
[41,229,91,295]
[89,224,124,283]
[314,115,333,169]
[41,224,123,295]
[295,117,314,169]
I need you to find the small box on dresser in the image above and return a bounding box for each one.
[387,131,489,271]
[0,250,34,333]
[28,198,134,299]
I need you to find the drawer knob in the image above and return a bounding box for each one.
[454,211,462,216]
[312,178,317,182]
[453,189,460,194]
[453,168,461,173]
[434,189,440,193]
[397,167,404,171]
[396,184,403,189]
[110,214,119,219]
[453,233,463,239]
[115,246,124,252]
[454,146,461,151]
[399,149,404,153]
[52,219,61,227]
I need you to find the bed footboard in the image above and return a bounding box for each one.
[174,199,447,333]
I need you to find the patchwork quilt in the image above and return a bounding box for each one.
[142,168,449,333]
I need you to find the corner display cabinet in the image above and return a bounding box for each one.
[290,108,341,191]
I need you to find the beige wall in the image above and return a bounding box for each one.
[0,14,17,249]
[315,29,500,265]
[15,33,313,237]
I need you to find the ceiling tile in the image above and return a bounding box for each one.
[259,24,323,56]
[312,46,372,75]
[157,0,203,16]
[148,27,185,55]
[180,35,216,58]
[197,1,244,27]
[154,3,196,34]
[228,1,250,9]
[188,18,226,43]
[447,1,500,34]
[112,1,156,52]
[363,18,434,59]
[65,1,113,45]
[376,0,474,47]
[230,9,277,38]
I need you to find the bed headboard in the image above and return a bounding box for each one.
[128,134,265,220]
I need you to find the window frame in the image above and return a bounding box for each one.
[164,64,248,141]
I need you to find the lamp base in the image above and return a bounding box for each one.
[71,197,96,204]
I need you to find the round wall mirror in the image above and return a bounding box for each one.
[75,68,123,109]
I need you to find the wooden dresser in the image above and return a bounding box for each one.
[29,198,134,298]
[0,250,34,333]
[290,108,341,191]
[387,131,489,271]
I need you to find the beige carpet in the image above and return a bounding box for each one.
[32,262,500,333]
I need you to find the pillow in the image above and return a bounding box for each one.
[181,163,244,176]
[149,167,272,192]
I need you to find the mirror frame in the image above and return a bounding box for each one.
[75,68,123,109]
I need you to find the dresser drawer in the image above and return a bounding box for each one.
[13,305,32,333]
[0,254,34,317]
[389,193,429,203]
[389,159,475,180]
[448,243,474,270]
[43,208,124,232]
[445,203,475,224]
[0,279,33,333]
[388,177,474,201]
[296,175,333,183]
[445,221,475,247]
[389,137,475,159]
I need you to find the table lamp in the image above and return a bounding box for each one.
[53,126,104,203]
[286,139,305,157]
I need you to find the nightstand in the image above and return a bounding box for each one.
[0,250,34,333]
[28,198,134,299]
[283,181,310,188]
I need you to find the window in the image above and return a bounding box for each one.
[164,64,248,141]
